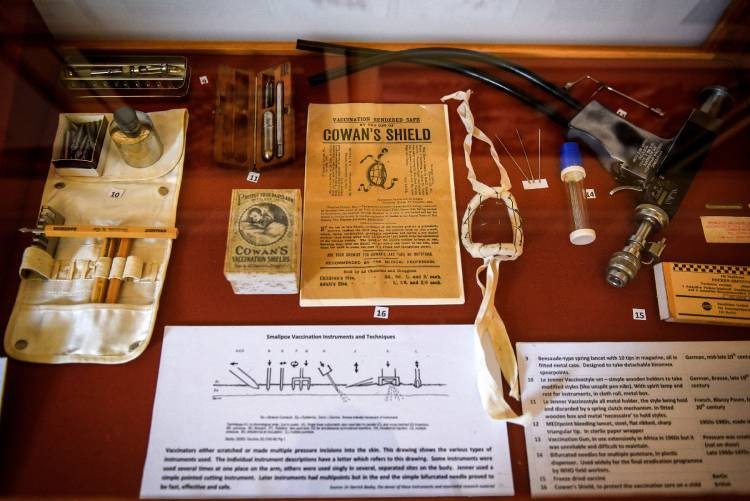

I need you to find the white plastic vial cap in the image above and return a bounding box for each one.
[570,228,596,245]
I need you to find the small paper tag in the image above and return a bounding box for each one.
[373,306,389,319]
[585,188,596,199]
[700,216,750,243]
[522,179,549,190]
[199,75,209,85]
[109,188,126,199]
[247,171,261,183]
[632,308,647,320]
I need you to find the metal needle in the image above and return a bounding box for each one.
[495,135,530,182]
[516,129,535,181]
[537,128,541,180]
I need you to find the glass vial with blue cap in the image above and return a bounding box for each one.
[560,142,596,245]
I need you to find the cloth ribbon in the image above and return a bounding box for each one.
[441,89,524,420]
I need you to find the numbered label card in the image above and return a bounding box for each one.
[373,306,389,319]
[108,187,126,199]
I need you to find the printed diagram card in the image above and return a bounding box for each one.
[518,341,750,496]
[141,325,514,498]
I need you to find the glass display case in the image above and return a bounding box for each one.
[0,1,748,499]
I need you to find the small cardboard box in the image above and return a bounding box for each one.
[224,189,302,294]
[51,114,109,177]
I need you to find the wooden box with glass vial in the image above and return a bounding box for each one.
[214,62,294,171]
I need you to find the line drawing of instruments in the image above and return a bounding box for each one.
[318,363,349,402]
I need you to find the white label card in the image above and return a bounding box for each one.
[373,306,389,319]
[199,75,209,85]
[585,188,596,199]
[246,170,261,183]
[141,325,514,498]
[632,308,647,320]
[522,179,549,190]
[518,341,750,496]
[109,188,125,199]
